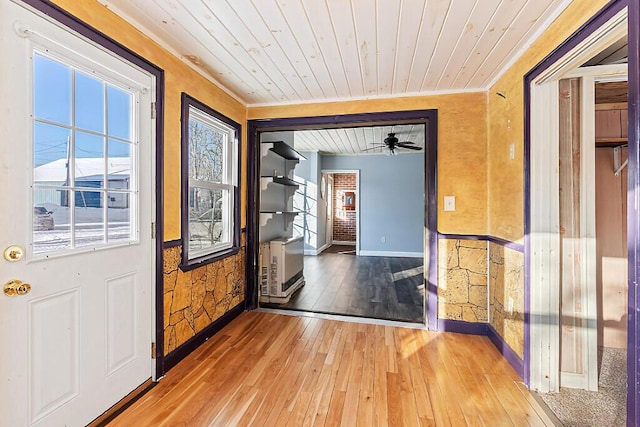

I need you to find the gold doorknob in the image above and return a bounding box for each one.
[3,279,31,297]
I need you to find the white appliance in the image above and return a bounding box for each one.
[259,236,304,303]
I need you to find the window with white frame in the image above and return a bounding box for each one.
[181,94,240,266]
[32,51,140,256]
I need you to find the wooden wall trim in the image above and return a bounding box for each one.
[163,239,182,248]
[596,102,628,110]
[438,233,525,253]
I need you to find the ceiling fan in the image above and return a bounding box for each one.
[363,132,422,155]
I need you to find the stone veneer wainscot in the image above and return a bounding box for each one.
[162,236,246,355]
[489,242,524,359]
[438,239,488,322]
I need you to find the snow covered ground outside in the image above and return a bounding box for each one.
[34,203,133,253]
[39,202,131,223]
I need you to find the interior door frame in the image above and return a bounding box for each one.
[20,0,167,377]
[628,0,640,421]
[321,169,361,255]
[530,65,627,393]
[324,173,333,250]
[527,2,626,393]
[246,109,438,329]
[525,1,640,423]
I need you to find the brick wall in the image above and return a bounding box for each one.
[333,173,357,242]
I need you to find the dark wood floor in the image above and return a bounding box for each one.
[264,245,424,323]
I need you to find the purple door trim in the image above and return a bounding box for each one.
[627,0,639,423]
[246,110,438,329]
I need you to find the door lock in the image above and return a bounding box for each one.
[3,245,24,262]
[3,279,31,297]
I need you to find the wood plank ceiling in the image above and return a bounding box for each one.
[292,124,426,155]
[98,0,574,155]
[98,0,572,107]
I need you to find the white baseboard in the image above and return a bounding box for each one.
[358,250,424,258]
[332,240,356,246]
[304,243,331,256]
[317,243,330,254]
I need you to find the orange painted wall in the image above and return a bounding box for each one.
[488,0,610,242]
[51,0,248,241]
[249,92,489,235]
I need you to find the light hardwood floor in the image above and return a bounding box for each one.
[110,312,554,426]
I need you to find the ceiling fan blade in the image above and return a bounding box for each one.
[396,144,422,150]
[361,146,386,152]
[397,141,415,144]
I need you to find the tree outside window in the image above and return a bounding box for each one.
[181,94,240,268]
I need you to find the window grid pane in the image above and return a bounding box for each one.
[188,187,230,255]
[33,54,71,125]
[32,52,138,256]
[75,71,105,133]
[189,118,224,183]
[184,100,238,262]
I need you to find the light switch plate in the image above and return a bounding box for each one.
[444,196,455,212]
[509,144,515,160]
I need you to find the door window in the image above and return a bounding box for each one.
[32,53,137,256]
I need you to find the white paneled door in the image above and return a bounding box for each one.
[0,2,155,426]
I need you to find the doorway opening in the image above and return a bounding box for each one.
[526,2,633,425]
[247,111,438,327]
[538,72,629,426]
[325,171,359,253]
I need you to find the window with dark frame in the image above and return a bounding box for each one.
[180,93,240,268]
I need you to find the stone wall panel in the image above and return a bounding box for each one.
[162,239,245,355]
[489,242,524,358]
[438,239,488,323]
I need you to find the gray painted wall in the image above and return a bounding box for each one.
[321,153,424,255]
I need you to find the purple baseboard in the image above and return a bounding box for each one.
[437,319,524,380]
[437,319,489,335]
[486,324,525,379]
[163,302,244,372]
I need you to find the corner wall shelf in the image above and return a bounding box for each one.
[259,137,306,303]
[259,211,301,227]
[260,176,300,191]
[261,141,307,161]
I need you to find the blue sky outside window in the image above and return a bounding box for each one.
[32,52,136,253]
[75,71,105,133]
